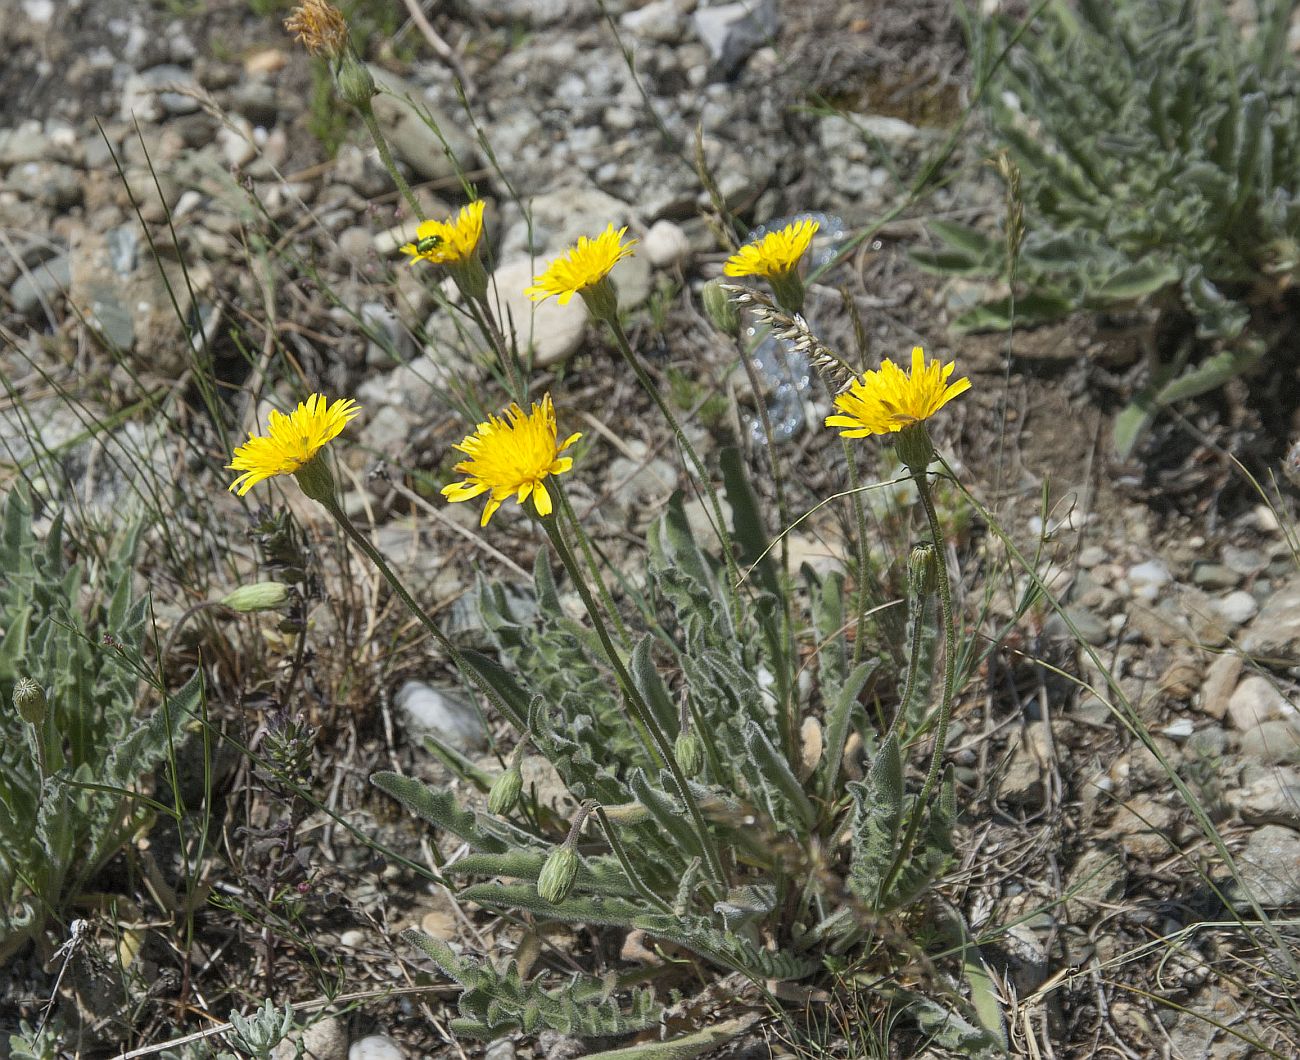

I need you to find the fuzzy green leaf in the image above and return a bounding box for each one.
[371,771,508,852]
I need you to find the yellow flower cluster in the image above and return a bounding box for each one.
[225,214,971,523]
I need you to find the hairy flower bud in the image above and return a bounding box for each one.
[221,581,291,614]
[674,729,704,778]
[12,677,46,726]
[487,763,524,816]
[701,279,740,337]
[908,543,939,598]
[537,845,579,904]
[336,52,377,110]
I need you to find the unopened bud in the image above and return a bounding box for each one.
[336,53,377,110]
[537,845,579,904]
[221,581,291,614]
[701,279,740,336]
[13,677,46,726]
[908,543,939,598]
[487,763,523,816]
[674,730,704,777]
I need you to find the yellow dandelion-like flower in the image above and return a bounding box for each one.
[399,200,486,267]
[442,395,581,527]
[525,224,637,306]
[723,219,819,280]
[227,394,360,496]
[284,0,349,58]
[826,347,970,439]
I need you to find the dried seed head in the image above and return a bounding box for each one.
[284,0,350,59]
[719,282,857,394]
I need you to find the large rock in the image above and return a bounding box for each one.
[368,67,478,182]
[1240,575,1300,663]
[488,257,587,368]
[1225,825,1300,909]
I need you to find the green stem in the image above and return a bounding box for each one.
[602,315,744,608]
[540,515,727,888]
[556,483,631,648]
[842,439,874,669]
[594,805,673,914]
[356,102,423,221]
[468,294,526,403]
[877,469,957,903]
[735,334,797,752]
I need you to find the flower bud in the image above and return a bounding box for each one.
[674,729,704,778]
[221,581,291,614]
[487,763,523,816]
[701,279,740,337]
[12,677,46,726]
[336,52,377,110]
[908,543,939,598]
[537,845,579,904]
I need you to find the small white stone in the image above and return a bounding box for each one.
[643,219,690,267]
[1127,559,1172,602]
[1226,675,1291,731]
[395,681,487,752]
[348,1036,405,1060]
[1215,589,1259,626]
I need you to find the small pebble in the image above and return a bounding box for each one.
[348,1036,405,1060]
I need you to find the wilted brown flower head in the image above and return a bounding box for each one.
[284,0,349,59]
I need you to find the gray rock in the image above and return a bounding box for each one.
[1214,589,1258,626]
[394,680,487,753]
[1077,545,1106,569]
[368,66,477,182]
[1108,794,1176,860]
[120,65,200,122]
[360,302,413,367]
[488,257,587,368]
[231,80,279,126]
[347,1036,405,1060]
[1064,845,1125,924]
[1225,675,1293,731]
[1241,576,1300,663]
[643,219,690,267]
[10,161,81,209]
[693,0,778,76]
[483,1040,516,1060]
[1184,724,1231,760]
[1237,719,1300,764]
[621,0,687,42]
[1228,767,1300,828]
[999,721,1049,807]
[1191,561,1240,590]
[1222,544,1267,578]
[10,254,69,316]
[1043,605,1107,646]
[1199,652,1242,720]
[1126,558,1172,602]
[0,121,50,166]
[609,443,680,512]
[1225,825,1300,909]
[357,403,413,457]
[273,1017,348,1060]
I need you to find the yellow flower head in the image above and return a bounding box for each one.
[442,395,581,526]
[399,200,486,267]
[724,219,819,280]
[826,347,970,439]
[227,394,360,496]
[525,225,637,305]
[284,0,350,58]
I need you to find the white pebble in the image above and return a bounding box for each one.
[348,1036,405,1060]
